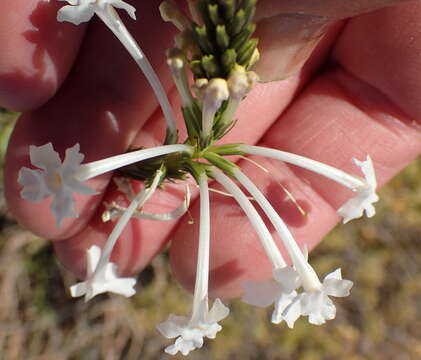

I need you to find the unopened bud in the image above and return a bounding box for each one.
[201,79,229,137]
[204,79,229,110]
[249,48,260,68]
[159,1,190,31]
[228,66,258,100]
[167,48,194,106]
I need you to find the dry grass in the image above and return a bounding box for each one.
[0,110,420,360]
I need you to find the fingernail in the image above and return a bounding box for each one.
[253,14,331,82]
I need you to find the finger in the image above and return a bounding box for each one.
[254,0,416,81]
[0,0,86,111]
[255,0,414,20]
[170,3,421,299]
[4,0,181,240]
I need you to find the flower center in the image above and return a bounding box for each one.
[47,172,63,192]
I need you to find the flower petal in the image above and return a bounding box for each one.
[29,143,61,172]
[57,4,95,25]
[321,298,336,321]
[337,191,379,223]
[70,282,87,297]
[355,156,376,188]
[273,266,300,293]
[337,156,379,223]
[202,323,222,339]
[308,312,327,325]
[207,298,229,323]
[62,144,84,174]
[301,292,336,325]
[282,295,303,328]
[111,0,137,20]
[323,268,353,297]
[105,277,136,297]
[323,278,353,297]
[86,245,101,276]
[18,168,50,202]
[324,268,342,281]
[165,337,196,356]
[156,315,189,338]
[50,190,78,226]
[64,176,97,195]
[241,280,282,307]
[271,290,297,324]
[300,292,323,315]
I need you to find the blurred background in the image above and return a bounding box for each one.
[0,109,420,360]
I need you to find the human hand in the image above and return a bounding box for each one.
[2,0,420,299]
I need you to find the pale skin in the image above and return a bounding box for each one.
[2,0,420,299]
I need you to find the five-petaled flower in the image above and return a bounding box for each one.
[57,0,136,25]
[282,268,353,328]
[70,245,136,302]
[338,156,379,223]
[18,143,96,226]
[157,299,229,356]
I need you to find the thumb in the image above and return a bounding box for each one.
[254,0,414,81]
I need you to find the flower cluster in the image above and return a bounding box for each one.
[16,0,381,356]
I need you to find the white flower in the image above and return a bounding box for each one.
[157,298,229,356]
[282,268,353,328]
[242,266,300,324]
[70,245,136,302]
[57,0,136,26]
[157,174,229,356]
[230,167,354,327]
[18,143,193,226]
[337,156,379,223]
[18,143,96,226]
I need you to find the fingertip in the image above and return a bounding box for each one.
[4,114,109,239]
[0,0,86,111]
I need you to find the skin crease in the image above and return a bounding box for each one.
[2,0,421,299]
